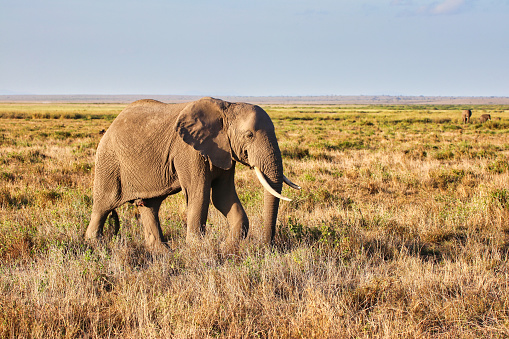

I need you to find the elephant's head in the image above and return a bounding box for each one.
[175,97,300,243]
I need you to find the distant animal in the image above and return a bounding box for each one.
[480,114,491,123]
[462,109,472,124]
[85,97,301,252]
[99,129,106,135]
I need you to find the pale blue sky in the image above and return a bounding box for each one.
[1,0,508,96]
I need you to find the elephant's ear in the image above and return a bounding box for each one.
[175,97,232,170]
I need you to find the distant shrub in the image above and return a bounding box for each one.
[0,112,25,119]
[490,188,509,209]
[281,146,310,159]
[72,162,93,174]
[403,147,428,159]
[53,131,72,139]
[489,121,509,129]
[0,171,15,181]
[434,118,452,124]
[282,217,341,247]
[429,169,465,189]
[433,149,455,160]
[31,112,52,119]
[3,150,46,164]
[0,187,32,208]
[488,158,509,173]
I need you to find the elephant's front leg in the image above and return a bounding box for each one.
[185,183,211,244]
[211,170,249,248]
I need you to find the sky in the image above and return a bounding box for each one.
[1,0,508,97]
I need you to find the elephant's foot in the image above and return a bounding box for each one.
[220,240,241,257]
[85,236,103,249]
[84,230,106,252]
[147,241,172,255]
[144,231,171,252]
[185,232,204,246]
[85,225,103,242]
[221,232,250,256]
[86,209,116,241]
[85,229,97,241]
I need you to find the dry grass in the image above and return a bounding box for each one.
[1,103,509,338]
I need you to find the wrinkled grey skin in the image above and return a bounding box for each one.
[85,97,285,250]
[480,114,491,123]
[462,109,472,123]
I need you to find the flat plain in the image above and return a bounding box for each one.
[1,102,509,337]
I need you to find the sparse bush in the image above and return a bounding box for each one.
[281,145,310,159]
[403,146,428,159]
[490,188,509,209]
[0,171,15,181]
[429,168,466,189]
[72,162,93,173]
[0,187,32,208]
[433,148,455,160]
[487,158,509,173]
[3,150,46,164]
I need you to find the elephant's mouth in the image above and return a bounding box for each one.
[231,149,251,168]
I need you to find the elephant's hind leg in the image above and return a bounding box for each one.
[86,209,120,241]
[137,196,169,251]
[87,149,122,241]
[86,207,112,240]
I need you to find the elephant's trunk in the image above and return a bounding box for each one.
[262,181,282,244]
[254,140,284,244]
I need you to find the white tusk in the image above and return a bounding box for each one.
[283,175,301,190]
[254,167,292,202]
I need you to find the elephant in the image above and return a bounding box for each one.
[480,114,491,123]
[462,109,472,123]
[85,97,300,251]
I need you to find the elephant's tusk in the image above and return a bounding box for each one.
[254,167,292,202]
[283,175,301,190]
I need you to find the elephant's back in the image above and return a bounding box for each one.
[110,100,184,133]
[105,100,187,155]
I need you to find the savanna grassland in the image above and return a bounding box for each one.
[2,102,509,338]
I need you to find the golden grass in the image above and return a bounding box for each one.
[1,103,509,337]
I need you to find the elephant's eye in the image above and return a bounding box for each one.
[245,131,254,139]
